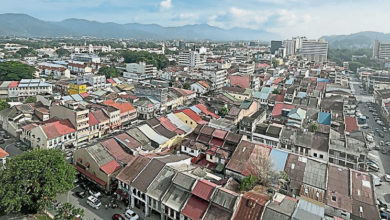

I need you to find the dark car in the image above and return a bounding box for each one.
[3,134,11,139]
[0,138,4,144]
[112,214,125,220]
[75,191,87,199]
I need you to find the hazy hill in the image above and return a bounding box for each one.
[322,31,390,48]
[0,13,278,41]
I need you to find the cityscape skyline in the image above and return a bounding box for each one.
[0,0,390,38]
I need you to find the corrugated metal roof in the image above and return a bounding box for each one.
[167,113,192,133]
[138,124,169,145]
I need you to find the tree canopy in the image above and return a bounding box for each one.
[0,61,35,81]
[219,106,229,116]
[121,50,168,70]
[55,202,84,220]
[56,48,71,57]
[0,99,10,111]
[24,96,37,104]
[97,65,121,78]
[0,149,75,214]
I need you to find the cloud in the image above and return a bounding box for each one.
[160,0,172,10]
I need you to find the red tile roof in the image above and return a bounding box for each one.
[88,112,99,126]
[8,81,19,88]
[114,133,142,151]
[273,77,283,85]
[196,104,219,119]
[345,116,359,133]
[41,119,76,140]
[212,129,227,139]
[181,108,206,124]
[0,148,9,158]
[192,179,217,201]
[103,100,136,113]
[275,94,284,102]
[198,81,210,88]
[232,191,269,220]
[256,63,270,69]
[210,138,224,147]
[21,123,38,131]
[80,92,89,98]
[101,138,135,164]
[100,160,121,175]
[230,75,250,88]
[107,78,115,84]
[271,102,295,117]
[159,116,185,135]
[181,195,209,220]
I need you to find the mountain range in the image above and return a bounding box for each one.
[0,13,278,41]
[321,31,390,49]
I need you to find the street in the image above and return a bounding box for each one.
[0,136,23,157]
[350,74,390,206]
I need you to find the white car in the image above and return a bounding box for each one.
[384,174,390,182]
[87,196,101,209]
[88,190,102,198]
[124,209,139,220]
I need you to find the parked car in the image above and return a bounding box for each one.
[75,191,87,199]
[384,174,390,182]
[87,196,101,209]
[88,189,102,198]
[112,214,126,220]
[4,134,11,139]
[380,141,384,146]
[124,209,139,220]
[0,138,4,144]
[367,162,380,171]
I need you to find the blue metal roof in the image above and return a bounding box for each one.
[270,149,288,172]
[190,106,201,114]
[317,112,331,125]
[317,78,329,82]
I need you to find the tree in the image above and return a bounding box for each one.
[24,96,37,104]
[219,106,229,116]
[246,149,276,187]
[97,66,120,78]
[272,88,281,94]
[121,50,169,70]
[0,61,35,80]
[312,122,318,132]
[239,175,258,192]
[0,149,75,214]
[0,99,10,111]
[55,202,84,220]
[55,48,70,57]
[272,58,279,68]
[183,83,190,90]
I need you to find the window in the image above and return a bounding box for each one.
[332,195,337,202]
[320,154,324,159]
[313,153,317,157]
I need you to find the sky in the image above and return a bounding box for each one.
[0,0,389,39]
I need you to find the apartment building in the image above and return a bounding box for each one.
[50,101,90,144]
[71,53,101,63]
[373,40,390,60]
[7,79,53,101]
[297,39,328,63]
[238,62,255,75]
[76,74,106,90]
[202,69,227,90]
[37,62,70,79]
[179,50,204,67]
[123,62,157,81]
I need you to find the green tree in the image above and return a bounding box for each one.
[272,58,279,68]
[312,123,318,132]
[0,61,35,80]
[0,99,10,111]
[17,48,37,57]
[183,83,190,90]
[98,66,120,78]
[0,149,75,214]
[55,202,84,220]
[121,50,169,70]
[239,175,258,192]
[55,48,71,57]
[272,88,281,94]
[219,106,229,116]
[24,96,37,104]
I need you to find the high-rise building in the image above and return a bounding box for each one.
[270,41,283,54]
[373,40,390,60]
[239,62,255,75]
[283,40,295,57]
[178,51,205,67]
[123,62,157,81]
[297,39,328,63]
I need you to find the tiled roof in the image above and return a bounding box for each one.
[21,123,38,131]
[232,191,269,220]
[103,99,136,113]
[8,81,19,88]
[272,102,295,117]
[100,138,134,164]
[100,160,121,175]
[196,103,219,119]
[116,155,150,185]
[131,159,165,192]
[88,112,99,126]
[230,75,250,88]
[181,108,206,124]
[191,179,217,201]
[212,129,227,139]
[114,133,142,151]
[345,116,359,132]
[181,195,209,220]
[159,116,185,135]
[92,109,109,122]
[41,119,76,140]
[198,80,210,88]
[0,148,9,158]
